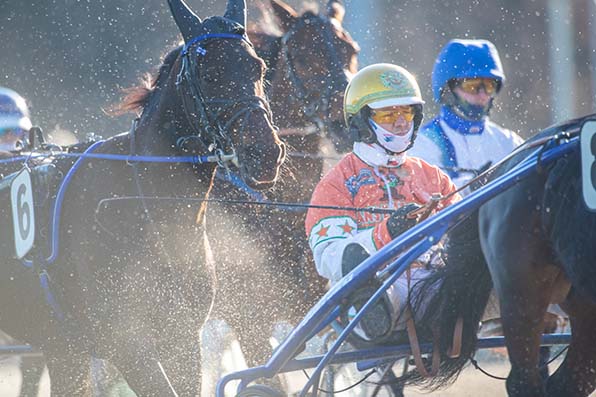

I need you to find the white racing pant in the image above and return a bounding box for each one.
[386,266,437,331]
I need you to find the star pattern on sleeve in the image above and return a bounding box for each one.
[316,224,330,239]
[339,221,354,235]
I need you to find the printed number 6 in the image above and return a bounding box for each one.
[16,183,31,240]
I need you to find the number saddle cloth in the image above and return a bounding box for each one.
[0,157,67,260]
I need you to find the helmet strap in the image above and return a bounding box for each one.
[349,108,376,144]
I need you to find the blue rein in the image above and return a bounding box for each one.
[0,151,234,165]
[14,137,237,319]
[21,140,106,268]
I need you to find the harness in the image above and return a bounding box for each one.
[214,17,347,208]
[175,32,276,168]
[6,31,271,328]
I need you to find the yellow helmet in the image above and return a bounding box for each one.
[343,63,424,126]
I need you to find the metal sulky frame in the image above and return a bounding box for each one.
[216,114,596,397]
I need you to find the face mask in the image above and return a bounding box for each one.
[368,119,414,154]
[452,91,493,121]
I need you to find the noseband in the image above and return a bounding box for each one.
[280,16,344,129]
[175,32,276,167]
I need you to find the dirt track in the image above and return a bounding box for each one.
[1,345,587,397]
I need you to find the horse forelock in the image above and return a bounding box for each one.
[201,15,246,36]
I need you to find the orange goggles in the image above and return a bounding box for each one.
[456,78,499,95]
[370,106,415,124]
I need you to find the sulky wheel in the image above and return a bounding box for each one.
[236,384,285,397]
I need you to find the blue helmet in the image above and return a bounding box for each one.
[0,87,31,131]
[0,88,31,151]
[432,39,505,103]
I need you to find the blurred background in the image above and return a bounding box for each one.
[0,0,594,140]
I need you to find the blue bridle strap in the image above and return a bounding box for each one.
[181,33,250,56]
[216,168,267,203]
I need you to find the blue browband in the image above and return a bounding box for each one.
[181,33,250,56]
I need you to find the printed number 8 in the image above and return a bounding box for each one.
[17,183,31,240]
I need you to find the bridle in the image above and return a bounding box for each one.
[175,31,278,168]
[280,15,345,131]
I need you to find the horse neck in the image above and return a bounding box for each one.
[249,32,309,130]
[128,82,215,197]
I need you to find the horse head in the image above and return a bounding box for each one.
[268,0,360,152]
[165,0,285,189]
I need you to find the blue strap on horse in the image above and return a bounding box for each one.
[181,32,251,57]
[419,117,459,178]
[20,140,106,321]
[215,168,268,202]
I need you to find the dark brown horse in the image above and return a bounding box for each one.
[411,115,596,396]
[0,0,284,395]
[206,0,358,376]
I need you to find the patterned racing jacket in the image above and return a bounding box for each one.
[305,151,460,283]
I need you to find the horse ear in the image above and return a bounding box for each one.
[167,0,203,42]
[224,0,247,27]
[270,0,297,33]
[326,0,345,24]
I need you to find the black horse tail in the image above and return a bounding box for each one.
[543,151,596,302]
[405,210,493,390]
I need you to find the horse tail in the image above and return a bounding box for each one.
[406,209,493,389]
[543,151,596,302]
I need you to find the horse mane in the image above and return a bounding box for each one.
[401,210,492,390]
[112,46,182,115]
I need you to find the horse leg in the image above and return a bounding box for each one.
[157,323,203,397]
[109,345,180,397]
[480,194,561,397]
[153,256,213,397]
[44,346,92,397]
[201,319,235,397]
[18,355,45,397]
[227,308,286,390]
[546,291,596,397]
[538,312,559,381]
[498,281,549,397]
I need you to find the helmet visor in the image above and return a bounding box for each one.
[455,78,498,96]
[370,106,415,124]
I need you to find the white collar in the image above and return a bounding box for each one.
[353,141,406,168]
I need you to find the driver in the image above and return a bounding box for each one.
[409,39,523,190]
[305,63,460,342]
[0,87,31,155]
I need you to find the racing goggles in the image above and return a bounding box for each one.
[370,106,415,124]
[456,78,499,95]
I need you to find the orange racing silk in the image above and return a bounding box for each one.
[305,152,460,282]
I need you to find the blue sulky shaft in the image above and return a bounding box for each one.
[216,134,579,397]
